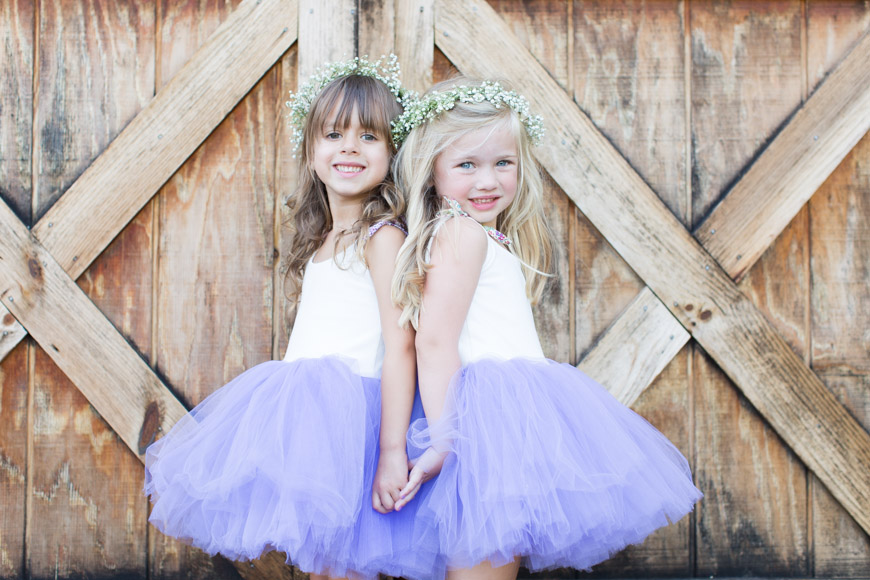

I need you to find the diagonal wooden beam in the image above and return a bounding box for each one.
[0,198,187,457]
[582,29,870,406]
[436,0,870,534]
[0,0,298,363]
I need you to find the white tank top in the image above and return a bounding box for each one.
[283,247,384,378]
[430,218,545,365]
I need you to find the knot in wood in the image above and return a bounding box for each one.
[28,257,43,281]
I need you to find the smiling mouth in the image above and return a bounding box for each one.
[335,164,364,174]
[469,196,499,206]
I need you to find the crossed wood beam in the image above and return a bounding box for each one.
[1,5,869,580]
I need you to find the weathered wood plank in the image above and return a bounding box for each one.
[695,28,870,281]
[0,200,187,470]
[806,7,870,574]
[359,0,395,58]
[0,0,299,366]
[573,0,870,414]
[690,2,809,573]
[28,352,149,578]
[34,0,294,277]
[395,0,433,93]
[579,287,689,406]
[0,344,27,578]
[0,0,33,362]
[809,133,870,575]
[435,0,870,536]
[27,2,156,574]
[298,0,355,79]
[570,3,690,573]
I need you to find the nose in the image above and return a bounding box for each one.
[340,133,360,153]
[476,166,498,191]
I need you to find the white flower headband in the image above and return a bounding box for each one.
[285,54,414,150]
[392,81,545,146]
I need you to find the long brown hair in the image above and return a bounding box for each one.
[283,74,404,302]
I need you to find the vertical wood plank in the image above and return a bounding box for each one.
[28,0,155,576]
[33,0,155,222]
[571,2,692,574]
[152,1,275,577]
[489,0,571,362]
[809,135,870,577]
[690,1,808,574]
[0,345,27,578]
[0,1,32,575]
[395,0,434,93]
[298,0,356,79]
[806,5,870,575]
[359,0,395,58]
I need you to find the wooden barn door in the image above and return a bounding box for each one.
[1,1,869,579]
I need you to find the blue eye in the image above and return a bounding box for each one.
[496,159,513,167]
[459,161,474,169]
[325,131,341,140]
[361,133,377,142]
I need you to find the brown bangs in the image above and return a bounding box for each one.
[306,75,402,147]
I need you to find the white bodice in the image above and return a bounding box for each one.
[283,248,384,378]
[456,231,545,365]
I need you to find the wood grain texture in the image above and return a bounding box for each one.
[27,2,156,573]
[32,0,155,223]
[0,199,186,463]
[695,28,870,281]
[0,0,299,367]
[0,0,33,225]
[579,287,689,407]
[0,3,32,572]
[809,133,870,576]
[358,0,395,58]
[0,344,27,578]
[28,351,149,578]
[0,0,34,363]
[435,0,870,536]
[395,0,433,93]
[690,2,809,573]
[806,5,870,574]
[571,3,692,572]
[298,0,356,79]
[31,0,296,280]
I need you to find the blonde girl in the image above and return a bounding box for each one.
[392,77,702,579]
[145,56,442,580]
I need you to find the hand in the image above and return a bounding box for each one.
[372,448,410,514]
[394,446,448,511]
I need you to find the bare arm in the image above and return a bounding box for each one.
[395,218,487,508]
[366,225,417,513]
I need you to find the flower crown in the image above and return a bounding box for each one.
[392,81,545,145]
[285,54,413,150]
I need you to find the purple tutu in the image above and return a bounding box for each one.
[408,358,702,572]
[145,357,443,580]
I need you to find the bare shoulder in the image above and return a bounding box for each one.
[430,216,487,267]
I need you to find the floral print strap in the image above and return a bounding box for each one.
[367,220,408,239]
[442,197,512,247]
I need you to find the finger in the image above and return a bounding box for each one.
[395,480,421,511]
[399,468,424,499]
[380,491,396,512]
[372,491,388,514]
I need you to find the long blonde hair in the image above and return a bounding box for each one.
[391,77,553,329]
[283,74,404,302]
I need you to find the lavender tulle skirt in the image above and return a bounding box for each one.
[144,357,443,580]
[407,358,702,573]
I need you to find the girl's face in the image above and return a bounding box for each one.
[311,106,391,205]
[432,121,518,228]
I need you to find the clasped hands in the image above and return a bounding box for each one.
[372,446,448,513]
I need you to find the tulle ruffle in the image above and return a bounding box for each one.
[145,357,443,580]
[408,358,702,572]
